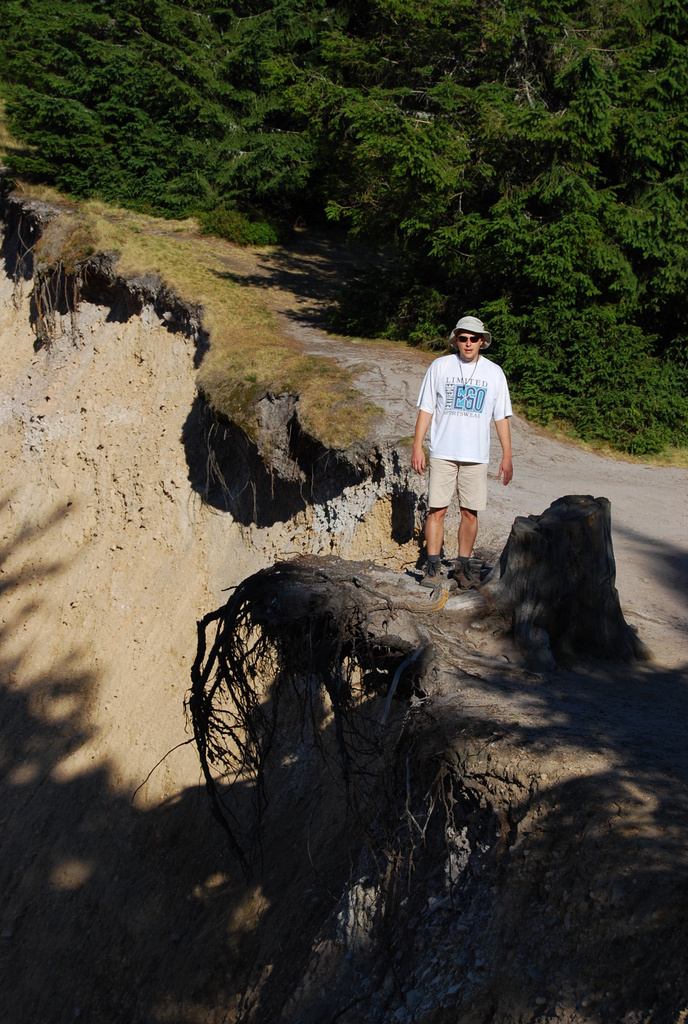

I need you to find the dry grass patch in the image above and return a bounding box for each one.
[9,188,377,449]
[35,212,98,275]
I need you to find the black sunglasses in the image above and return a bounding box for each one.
[456,334,481,343]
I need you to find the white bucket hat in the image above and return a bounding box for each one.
[449,315,492,350]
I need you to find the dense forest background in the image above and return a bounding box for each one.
[1,0,687,453]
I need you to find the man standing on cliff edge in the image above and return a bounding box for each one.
[411,314,513,589]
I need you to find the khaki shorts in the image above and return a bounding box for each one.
[428,458,488,511]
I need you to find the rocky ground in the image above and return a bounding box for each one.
[0,218,687,1024]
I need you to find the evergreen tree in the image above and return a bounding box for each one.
[292,0,688,452]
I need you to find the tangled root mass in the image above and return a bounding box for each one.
[188,556,423,875]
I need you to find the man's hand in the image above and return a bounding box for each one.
[411,445,426,474]
[412,410,432,475]
[498,456,513,485]
[495,417,513,485]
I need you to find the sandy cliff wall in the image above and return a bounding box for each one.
[0,195,419,1021]
[0,192,424,803]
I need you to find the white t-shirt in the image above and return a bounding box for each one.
[416,353,512,463]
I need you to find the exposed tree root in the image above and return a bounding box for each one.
[188,556,427,875]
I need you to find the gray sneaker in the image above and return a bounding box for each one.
[420,560,442,588]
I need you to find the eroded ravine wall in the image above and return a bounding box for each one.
[0,197,425,802]
[0,194,426,1023]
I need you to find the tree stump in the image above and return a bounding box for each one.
[483,494,650,668]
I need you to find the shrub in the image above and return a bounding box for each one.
[198,206,284,247]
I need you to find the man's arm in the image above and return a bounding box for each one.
[495,417,513,485]
[411,409,433,474]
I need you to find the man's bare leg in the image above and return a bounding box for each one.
[457,506,478,558]
[426,506,448,556]
[420,507,448,587]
